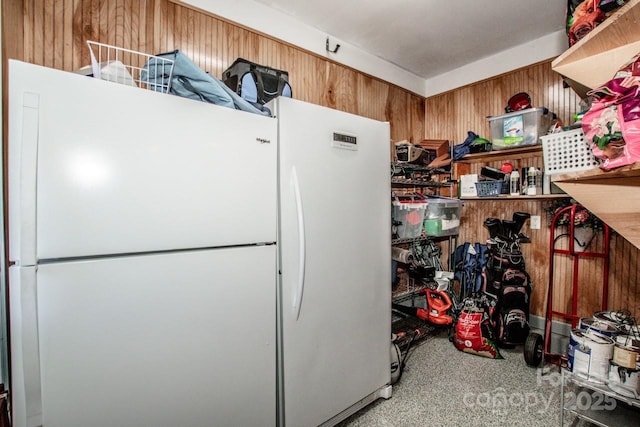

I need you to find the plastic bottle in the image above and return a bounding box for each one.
[536,168,543,195]
[543,173,551,195]
[527,167,537,195]
[510,169,520,196]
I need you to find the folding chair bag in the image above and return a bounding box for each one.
[222,58,292,105]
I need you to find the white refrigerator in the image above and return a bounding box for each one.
[272,97,391,427]
[7,60,390,427]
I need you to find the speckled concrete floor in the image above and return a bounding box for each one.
[337,332,583,427]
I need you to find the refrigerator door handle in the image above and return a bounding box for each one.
[10,267,44,427]
[291,167,306,320]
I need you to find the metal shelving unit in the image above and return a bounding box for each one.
[391,162,457,297]
[391,163,451,190]
[391,177,451,187]
[561,369,640,427]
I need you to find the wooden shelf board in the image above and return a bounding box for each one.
[549,1,640,250]
[552,162,640,182]
[554,176,640,250]
[456,145,542,163]
[552,0,640,91]
[461,194,568,201]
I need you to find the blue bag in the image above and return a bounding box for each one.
[452,131,479,160]
[142,50,271,116]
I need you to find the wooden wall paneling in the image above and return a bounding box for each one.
[129,0,140,55]
[625,236,639,315]
[458,199,550,317]
[8,0,26,63]
[5,0,423,145]
[426,90,455,141]
[608,235,640,315]
[61,0,71,70]
[410,95,425,145]
[356,74,373,120]
[105,0,115,47]
[198,7,209,71]
[461,198,640,320]
[43,0,53,66]
[428,57,640,321]
[457,188,640,320]
[31,0,42,64]
[322,62,358,114]
[386,86,410,144]
[536,212,640,321]
[426,61,582,146]
[76,1,89,68]
[6,0,638,320]
[356,74,374,120]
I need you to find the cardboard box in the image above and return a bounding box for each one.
[415,139,449,163]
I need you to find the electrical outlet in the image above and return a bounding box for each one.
[530,215,541,230]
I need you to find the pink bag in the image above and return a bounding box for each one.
[582,56,640,170]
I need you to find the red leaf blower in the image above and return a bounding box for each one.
[392,289,454,326]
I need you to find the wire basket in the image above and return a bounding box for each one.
[475,180,503,197]
[87,41,174,93]
[541,128,600,175]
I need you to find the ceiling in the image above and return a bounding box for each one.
[252,0,568,80]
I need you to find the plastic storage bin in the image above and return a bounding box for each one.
[392,199,427,238]
[87,41,175,93]
[488,107,550,150]
[475,180,504,197]
[423,197,462,237]
[541,128,600,175]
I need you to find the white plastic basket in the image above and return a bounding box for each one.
[87,41,174,93]
[541,128,601,175]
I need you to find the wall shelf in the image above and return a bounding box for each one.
[547,1,640,250]
[454,145,564,200]
[461,194,568,201]
[561,369,640,427]
[391,235,454,246]
[552,170,640,250]
[391,178,450,187]
[456,145,542,163]
[552,162,640,182]
[552,0,640,96]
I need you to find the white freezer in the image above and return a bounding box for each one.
[8,60,277,265]
[10,246,277,427]
[7,60,279,427]
[7,60,392,427]
[273,97,392,427]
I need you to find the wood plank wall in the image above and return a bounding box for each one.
[3,0,638,321]
[425,61,583,144]
[426,63,640,320]
[2,0,425,150]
